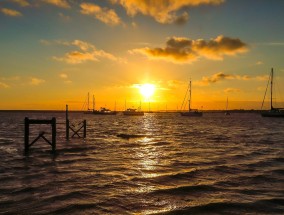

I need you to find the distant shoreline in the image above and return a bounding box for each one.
[0,109,265,113]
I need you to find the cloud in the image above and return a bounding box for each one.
[54,51,99,64]
[47,39,123,64]
[131,21,137,28]
[256,75,269,81]
[59,73,72,83]
[30,78,45,85]
[167,80,184,89]
[131,35,248,63]
[0,8,22,16]
[256,61,263,65]
[42,0,70,9]
[39,39,52,45]
[0,82,10,88]
[80,3,122,26]
[0,76,21,88]
[203,72,235,83]
[173,12,189,25]
[59,73,68,79]
[224,88,241,93]
[197,72,268,86]
[111,0,224,24]
[59,12,71,21]
[12,0,30,7]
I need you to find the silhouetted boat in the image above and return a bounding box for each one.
[261,68,284,117]
[225,97,230,115]
[83,92,94,114]
[83,93,117,115]
[93,107,117,115]
[123,108,144,116]
[180,80,203,117]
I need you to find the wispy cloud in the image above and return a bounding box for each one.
[55,51,98,64]
[39,39,52,45]
[131,35,248,64]
[11,0,30,7]
[201,72,235,85]
[0,82,10,89]
[42,39,124,64]
[0,8,22,16]
[262,42,284,46]
[42,0,70,9]
[30,78,45,85]
[59,73,68,79]
[256,75,269,81]
[0,76,21,88]
[111,0,224,24]
[59,73,72,84]
[80,2,122,26]
[224,88,241,93]
[58,12,71,22]
[196,72,267,86]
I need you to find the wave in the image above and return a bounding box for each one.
[160,198,284,215]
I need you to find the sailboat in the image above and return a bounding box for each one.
[93,107,117,115]
[123,100,144,116]
[225,97,230,115]
[83,92,94,114]
[180,80,203,117]
[123,108,144,116]
[92,97,117,115]
[261,68,284,117]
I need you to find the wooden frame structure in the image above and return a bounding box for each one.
[24,117,56,153]
[65,105,86,140]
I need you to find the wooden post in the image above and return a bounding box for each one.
[83,120,86,138]
[52,117,56,153]
[24,117,29,153]
[66,104,69,140]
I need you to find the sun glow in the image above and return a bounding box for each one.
[139,83,156,99]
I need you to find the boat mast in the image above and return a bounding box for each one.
[87,92,90,110]
[188,80,191,111]
[93,95,95,111]
[271,68,273,110]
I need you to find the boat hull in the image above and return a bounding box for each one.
[93,111,117,115]
[180,111,203,117]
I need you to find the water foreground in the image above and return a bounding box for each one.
[0,112,283,214]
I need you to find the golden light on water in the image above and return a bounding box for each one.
[139,84,156,100]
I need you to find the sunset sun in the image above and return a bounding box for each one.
[139,84,156,99]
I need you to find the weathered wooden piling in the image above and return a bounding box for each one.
[66,104,70,140]
[65,104,87,139]
[24,117,56,153]
[83,120,86,138]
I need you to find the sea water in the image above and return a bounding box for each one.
[0,111,283,214]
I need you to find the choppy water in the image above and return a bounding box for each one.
[0,111,283,214]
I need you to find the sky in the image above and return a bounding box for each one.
[0,0,284,110]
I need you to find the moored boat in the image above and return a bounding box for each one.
[261,68,284,117]
[225,97,230,115]
[83,92,94,114]
[180,79,203,117]
[93,107,117,115]
[123,108,144,116]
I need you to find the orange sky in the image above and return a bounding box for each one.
[0,0,284,110]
